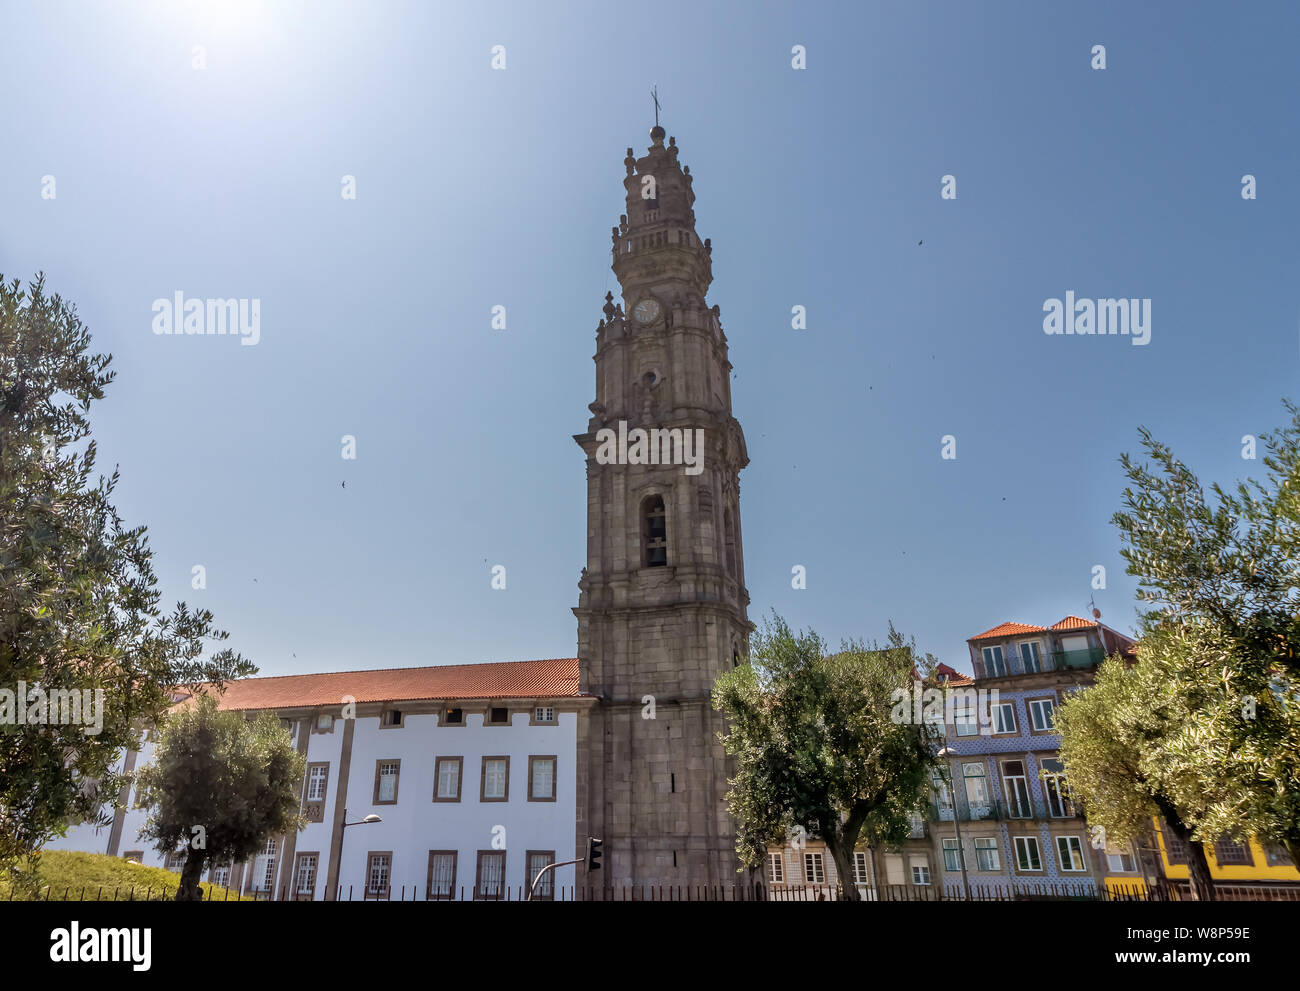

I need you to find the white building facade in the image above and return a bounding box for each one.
[46,657,593,900]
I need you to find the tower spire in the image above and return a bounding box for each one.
[576,122,751,890]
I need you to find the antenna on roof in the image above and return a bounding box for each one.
[1089,594,1102,622]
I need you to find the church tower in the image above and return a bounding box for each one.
[574,122,751,889]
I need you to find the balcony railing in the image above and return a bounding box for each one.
[931,795,1079,823]
[973,646,1107,680]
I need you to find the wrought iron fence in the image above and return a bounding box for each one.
[13,878,1299,901]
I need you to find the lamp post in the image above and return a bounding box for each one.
[937,744,972,902]
[330,809,381,901]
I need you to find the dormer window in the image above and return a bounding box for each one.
[981,645,1007,678]
[643,495,668,567]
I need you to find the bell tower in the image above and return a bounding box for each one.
[574,123,751,889]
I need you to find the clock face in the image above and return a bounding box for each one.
[633,298,661,324]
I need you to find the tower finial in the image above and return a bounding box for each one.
[651,84,661,127]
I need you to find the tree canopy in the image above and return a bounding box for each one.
[134,693,304,900]
[713,612,938,900]
[0,274,253,882]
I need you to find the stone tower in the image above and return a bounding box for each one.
[574,123,751,889]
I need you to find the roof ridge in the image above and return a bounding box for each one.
[226,657,579,684]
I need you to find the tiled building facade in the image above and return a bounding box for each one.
[765,617,1146,898]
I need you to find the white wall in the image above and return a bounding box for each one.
[44,707,579,900]
[326,708,577,900]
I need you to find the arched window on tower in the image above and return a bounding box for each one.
[723,508,737,575]
[643,495,668,567]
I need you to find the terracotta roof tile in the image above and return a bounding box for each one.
[909,662,975,687]
[968,621,1048,642]
[184,657,583,712]
[1050,616,1096,631]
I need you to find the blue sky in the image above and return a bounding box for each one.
[2,0,1297,677]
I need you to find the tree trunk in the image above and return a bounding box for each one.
[1282,836,1300,873]
[1155,800,1215,901]
[824,837,861,902]
[869,843,888,901]
[175,852,205,902]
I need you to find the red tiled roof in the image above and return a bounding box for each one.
[909,662,975,687]
[1050,616,1097,631]
[934,662,973,685]
[968,621,1048,642]
[180,658,583,712]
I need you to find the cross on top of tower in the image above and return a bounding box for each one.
[651,84,661,127]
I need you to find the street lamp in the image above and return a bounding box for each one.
[936,744,972,902]
[329,808,381,901]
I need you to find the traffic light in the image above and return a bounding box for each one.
[586,836,602,871]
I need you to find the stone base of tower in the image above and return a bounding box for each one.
[577,697,743,891]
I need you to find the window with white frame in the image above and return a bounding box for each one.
[306,764,328,802]
[1014,836,1043,872]
[981,645,1007,677]
[911,859,931,885]
[528,756,556,801]
[367,853,391,897]
[993,702,1017,734]
[482,757,509,801]
[375,760,400,804]
[1028,697,1056,732]
[922,705,944,739]
[1057,836,1086,872]
[975,837,1000,871]
[527,851,555,899]
[164,849,185,873]
[476,851,505,899]
[294,853,318,897]
[253,836,278,891]
[1040,757,1075,818]
[533,706,556,724]
[1019,640,1043,673]
[932,769,953,816]
[942,838,964,872]
[954,699,979,737]
[963,763,991,817]
[803,852,825,884]
[434,756,462,801]
[767,852,784,884]
[853,851,870,885]
[427,851,457,899]
[1001,759,1032,818]
[209,862,232,888]
[1106,842,1137,873]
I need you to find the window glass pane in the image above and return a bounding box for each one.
[485,759,507,798]
[532,758,554,798]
